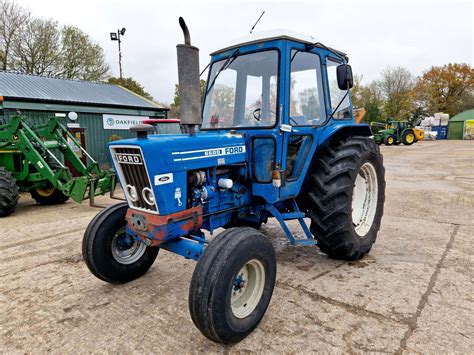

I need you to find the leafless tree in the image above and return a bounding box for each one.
[0,0,30,70]
[378,66,415,120]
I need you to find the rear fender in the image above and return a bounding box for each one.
[298,124,373,195]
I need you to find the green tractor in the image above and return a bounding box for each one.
[0,114,117,217]
[371,120,419,146]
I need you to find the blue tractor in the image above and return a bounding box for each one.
[82,18,385,343]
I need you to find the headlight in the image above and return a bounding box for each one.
[126,185,139,202]
[142,187,155,206]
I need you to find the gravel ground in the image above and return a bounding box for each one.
[1,140,473,353]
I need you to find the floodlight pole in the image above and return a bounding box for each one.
[110,28,126,79]
[117,29,123,80]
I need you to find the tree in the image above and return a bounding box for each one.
[0,0,30,70]
[1,0,109,81]
[170,79,206,118]
[12,17,61,75]
[108,77,153,100]
[351,75,384,123]
[378,66,415,120]
[414,63,474,116]
[58,26,109,81]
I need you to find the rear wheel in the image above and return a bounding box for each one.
[0,167,19,217]
[189,227,276,343]
[82,202,159,283]
[31,187,69,205]
[300,137,385,260]
[402,130,415,145]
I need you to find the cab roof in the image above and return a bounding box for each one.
[211,29,348,60]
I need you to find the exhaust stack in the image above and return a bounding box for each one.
[176,17,201,135]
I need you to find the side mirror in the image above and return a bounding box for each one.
[336,64,353,90]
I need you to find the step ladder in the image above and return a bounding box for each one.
[266,200,316,246]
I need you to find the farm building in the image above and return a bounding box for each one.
[0,71,168,166]
[448,109,474,140]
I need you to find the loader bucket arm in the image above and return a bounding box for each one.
[0,116,116,205]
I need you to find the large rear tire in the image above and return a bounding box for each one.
[189,227,276,344]
[0,167,19,217]
[82,202,159,283]
[300,137,385,260]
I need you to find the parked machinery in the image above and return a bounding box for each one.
[0,115,116,216]
[82,19,386,343]
[371,120,422,145]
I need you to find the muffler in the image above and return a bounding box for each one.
[176,17,201,135]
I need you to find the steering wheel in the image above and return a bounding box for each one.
[252,108,261,121]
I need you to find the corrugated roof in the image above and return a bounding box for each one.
[0,71,165,110]
[450,109,474,122]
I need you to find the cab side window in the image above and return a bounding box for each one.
[326,58,352,119]
[289,51,325,126]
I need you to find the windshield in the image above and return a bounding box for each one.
[202,50,278,129]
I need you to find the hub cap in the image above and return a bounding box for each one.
[231,259,265,319]
[111,227,146,264]
[35,188,54,197]
[352,162,379,237]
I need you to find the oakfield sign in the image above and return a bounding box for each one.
[103,114,149,130]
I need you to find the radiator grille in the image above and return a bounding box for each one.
[111,146,158,213]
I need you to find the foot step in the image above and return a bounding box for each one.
[280,212,305,220]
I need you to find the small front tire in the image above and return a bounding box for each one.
[82,202,158,283]
[31,187,69,205]
[384,135,395,146]
[189,227,276,344]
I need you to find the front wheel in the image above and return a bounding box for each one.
[82,202,159,283]
[301,137,385,260]
[31,187,69,205]
[189,227,276,344]
[384,135,395,146]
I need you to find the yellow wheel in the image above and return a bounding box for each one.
[384,135,395,146]
[31,187,69,205]
[402,130,415,145]
[35,188,55,197]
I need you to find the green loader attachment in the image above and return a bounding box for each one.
[0,115,117,217]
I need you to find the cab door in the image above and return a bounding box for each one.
[279,48,326,200]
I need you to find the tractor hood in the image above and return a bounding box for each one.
[109,132,247,173]
[108,132,247,215]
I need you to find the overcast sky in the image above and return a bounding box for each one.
[15,0,474,104]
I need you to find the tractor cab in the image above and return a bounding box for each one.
[200,30,361,202]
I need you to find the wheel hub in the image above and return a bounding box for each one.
[231,259,265,319]
[111,227,147,265]
[352,162,379,237]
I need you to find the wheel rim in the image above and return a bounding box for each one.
[406,133,414,143]
[388,137,393,144]
[111,227,146,265]
[231,259,265,319]
[352,162,379,237]
[35,188,54,197]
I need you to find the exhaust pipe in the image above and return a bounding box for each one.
[176,17,201,135]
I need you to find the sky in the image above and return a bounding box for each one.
[14,0,474,104]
